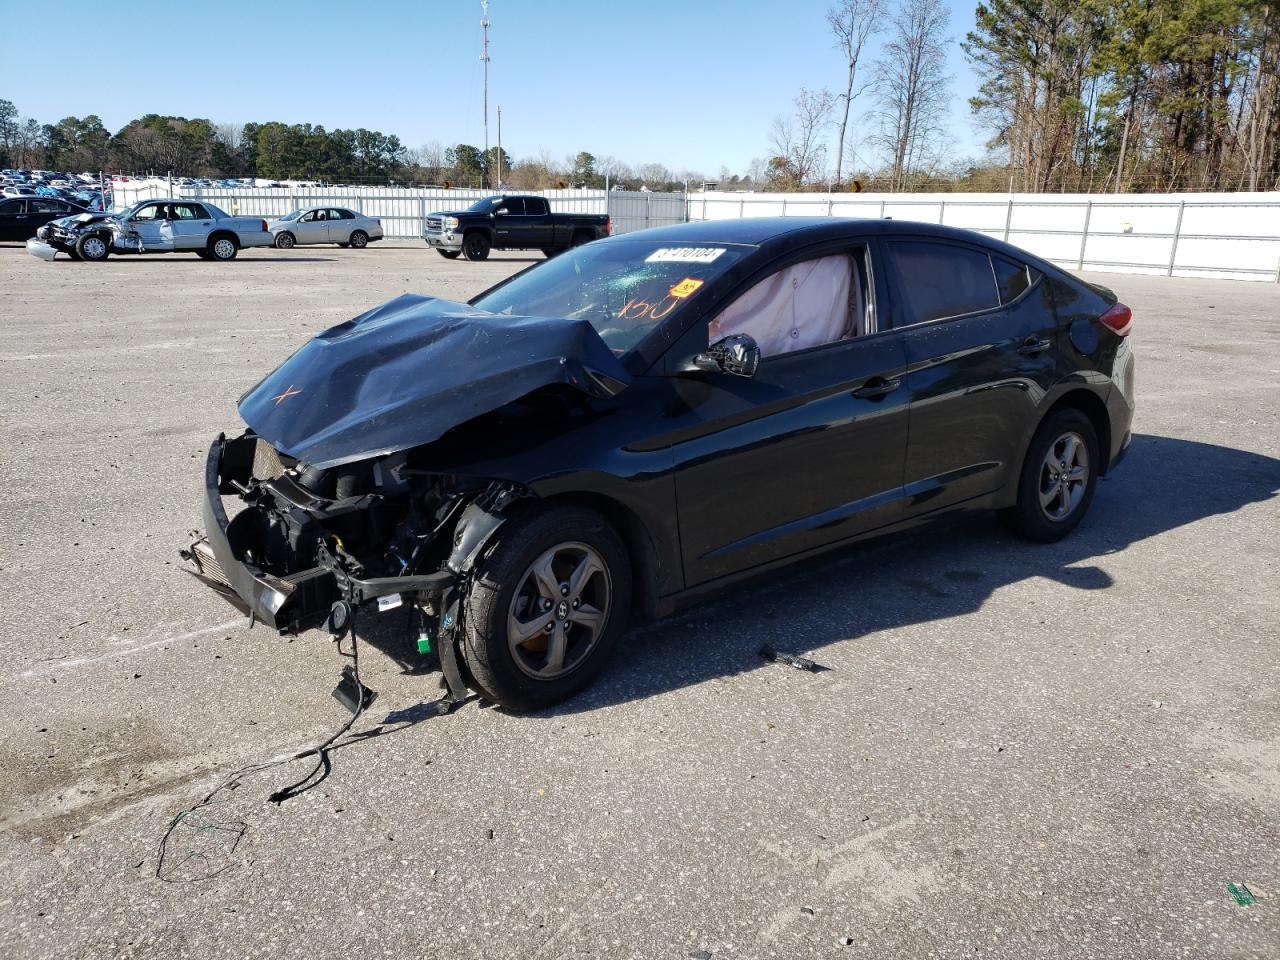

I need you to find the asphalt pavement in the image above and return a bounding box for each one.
[0,241,1276,959]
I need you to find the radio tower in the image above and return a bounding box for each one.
[480,0,490,188]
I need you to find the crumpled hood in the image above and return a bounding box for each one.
[239,294,631,469]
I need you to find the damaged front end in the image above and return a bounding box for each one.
[185,431,522,637]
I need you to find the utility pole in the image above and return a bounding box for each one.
[496,105,503,189]
[480,0,490,188]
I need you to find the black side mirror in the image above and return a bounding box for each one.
[691,334,761,378]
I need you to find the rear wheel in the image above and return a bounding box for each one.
[570,231,593,249]
[437,249,461,259]
[462,231,490,261]
[274,231,295,249]
[75,233,110,262]
[1003,408,1099,542]
[208,234,238,261]
[348,230,368,248]
[464,506,631,710]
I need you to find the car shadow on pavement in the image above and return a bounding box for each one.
[537,433,1280,716]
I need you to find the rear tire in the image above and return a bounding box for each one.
[1002,407,1099,542]
[75,233,110,262]
[348,230,368,249]
[274,231,295,249]
[437,249,461,259]
[570,231,593,249]
[462,231,490,261]
[208,234,238,261]
[463,506,631,711]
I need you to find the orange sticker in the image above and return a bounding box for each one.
[669,277,704,299]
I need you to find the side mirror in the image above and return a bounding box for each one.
[691,334,761,378]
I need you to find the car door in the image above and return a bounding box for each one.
[168,202,214,249]
[126,202,174,251]
[671,245,911,586]
[521,196,555,248]
[327,208,351,242]
[28,198,73,236]
[293,209,325,244]
[491,197,524,247]
[0,199,31,240]
[884,238,1058,515]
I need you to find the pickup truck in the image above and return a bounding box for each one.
[422,195,610,261]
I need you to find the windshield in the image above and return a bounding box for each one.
[466,197,503,213]
[279,209,303,221]
[471,240,750,354]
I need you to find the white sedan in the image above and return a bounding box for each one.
[268,206,384,249]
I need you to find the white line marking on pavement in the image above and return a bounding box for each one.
[19,618,248,678]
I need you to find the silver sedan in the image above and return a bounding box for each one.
[268,206,384,249]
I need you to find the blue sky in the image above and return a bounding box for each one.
[0,0,987,174]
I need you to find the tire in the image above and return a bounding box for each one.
[1002,407,1099,542]
[541,246,560,258]
[462,231,490,261]
[274,231,295,249]
[437,249,461,260]
[464,505,632,711]
[348,230,368,249]
[75,233,110,262]
[66,247,82,261]
[570,231,593,249]
[208,234,238,261]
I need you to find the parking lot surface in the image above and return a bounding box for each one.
[0,242,1277,959]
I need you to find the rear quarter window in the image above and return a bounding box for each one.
[992,255,1041,303]
[888,240,999,324]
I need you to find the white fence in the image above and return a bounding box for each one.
[109,180,687,239]
[691,190,1280,283]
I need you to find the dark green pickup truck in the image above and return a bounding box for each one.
[422,194,610,261]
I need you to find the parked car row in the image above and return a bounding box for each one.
[2,168,109,210]
[20,200,385,261]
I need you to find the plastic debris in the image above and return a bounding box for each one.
[1228,883,1256,906]
[758,645,825,672]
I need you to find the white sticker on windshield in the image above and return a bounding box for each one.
[645,247,726,263]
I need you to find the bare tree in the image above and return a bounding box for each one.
[769,88,836,189]
[873,0,951,190]
[827,0,885,186]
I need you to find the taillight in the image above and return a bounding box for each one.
[605,216,612,235]
[1098,302,1132,336]
[260,219,268,231]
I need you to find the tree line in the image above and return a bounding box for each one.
[0,99,704,192]
[766,0,1280,192]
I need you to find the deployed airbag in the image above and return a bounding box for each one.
[239,294,631,468]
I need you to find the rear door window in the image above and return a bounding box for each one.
[524,197,549,217]
[887,241,1000,325]
[992,255,1041,304]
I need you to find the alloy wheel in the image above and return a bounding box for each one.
[506,541,612,680]
[83,237,106,259]
[1039,431,1090,521]
[213,238,235,260]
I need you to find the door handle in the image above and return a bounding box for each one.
[1017,336,1052,355]
[852,376,901,399]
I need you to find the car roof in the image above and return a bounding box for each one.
[599,216,1062,272]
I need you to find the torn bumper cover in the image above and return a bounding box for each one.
[186,434,456,632]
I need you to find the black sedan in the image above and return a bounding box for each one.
[186,217,1135,710]
[0,195,90,241]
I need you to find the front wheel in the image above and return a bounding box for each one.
[462,231,490,261]
[1002,407,1099,542]
[208,235,238,261]
[464,506,631,711]
[348,230,368,249]
[274,231,295,249]
[437,249,461,260]
[76,233,110,262]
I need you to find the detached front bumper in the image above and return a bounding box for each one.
[186,434,456,633]
[25,238,59,261]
